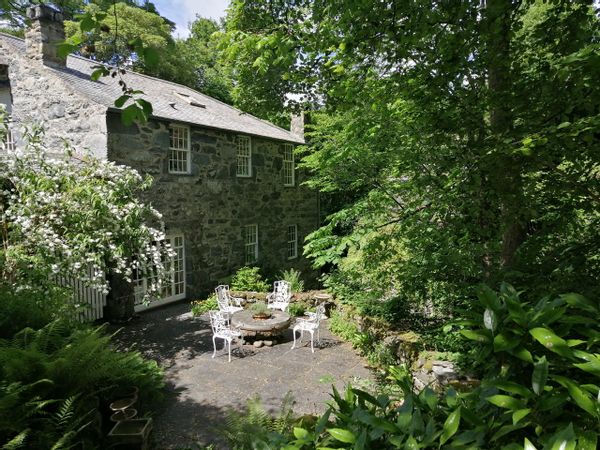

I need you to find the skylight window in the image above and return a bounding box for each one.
[173,91,205,108]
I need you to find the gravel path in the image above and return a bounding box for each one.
[114,302,373,449]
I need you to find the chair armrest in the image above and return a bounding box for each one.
[266,293,275,302]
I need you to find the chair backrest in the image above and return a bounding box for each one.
[215,285,231,311]
[272,280,291,301]
[209,310,230,334]
[313,304,326,323]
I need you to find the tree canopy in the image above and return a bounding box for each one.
[220,0,600,321]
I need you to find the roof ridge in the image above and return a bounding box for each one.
[67,54,296,138]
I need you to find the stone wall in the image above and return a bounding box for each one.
[0,41,107,158]
[106,112,320,299]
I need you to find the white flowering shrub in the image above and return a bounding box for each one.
[0,119,171,304]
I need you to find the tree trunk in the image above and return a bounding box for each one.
[485,0,525,268]
[104,271,135,323]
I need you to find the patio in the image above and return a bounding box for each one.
[114,302,373,449]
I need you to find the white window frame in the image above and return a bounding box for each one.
[134,233,186,311]
[287,224,298,259]
[168,124,191,174]
[283,143,295,186]
[237,135,252,177]
[244,224,258,264]
[1,122,15,152]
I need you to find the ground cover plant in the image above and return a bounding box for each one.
[216,284,599,449]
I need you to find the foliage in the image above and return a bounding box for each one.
[273,284,600,449]
[279,268,305,293]
[0,320,164,449]
[249,301,270,317]
[0,121,171,302]
[190,294,218,317]
[231,266,270,292]
[288,303,306,317]
[221,394,296,450]
[220,0,600,339]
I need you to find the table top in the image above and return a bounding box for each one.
[231,309,291,333]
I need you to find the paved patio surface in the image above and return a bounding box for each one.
[114,302,373,449]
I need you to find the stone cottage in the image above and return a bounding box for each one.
[0,5,319,314]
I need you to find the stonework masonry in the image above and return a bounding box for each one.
[107,112,319,298]
[0,39,108,158]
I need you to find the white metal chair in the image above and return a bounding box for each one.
[209,310,242,362]
[215,285,244,314]
[291,304,326,353]
[266,280,291,312]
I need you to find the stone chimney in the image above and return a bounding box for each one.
[290,111,304,140]
[25,4,66,67]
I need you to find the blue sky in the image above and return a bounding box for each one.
[152,0,230,37]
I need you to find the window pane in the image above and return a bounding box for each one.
[237,136,251,177]
[169,125,190,174]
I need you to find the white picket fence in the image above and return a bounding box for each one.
[56,269,107,322]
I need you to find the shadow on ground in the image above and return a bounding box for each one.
[113,302,373,449]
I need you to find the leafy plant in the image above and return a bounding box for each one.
[190,294,218,317]
[221,394,296,450]
[0,320,164,448]
[279,268,305,293]
[231,266,270,292]
[276,284,599,449]
[249,302,271,317]
[288,303,306,317]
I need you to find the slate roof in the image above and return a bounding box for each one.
[0,33,304,144]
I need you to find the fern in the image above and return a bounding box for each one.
[2,429,29,450]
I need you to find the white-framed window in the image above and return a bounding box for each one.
[287,225,298,259]
[133,233,186,308]
[168,124,191,174]
[244,224,258,264]
[237,135,252,177]
[1,122,15,151]
[283,143,295,186]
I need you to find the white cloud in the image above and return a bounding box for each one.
[153,0,230,38]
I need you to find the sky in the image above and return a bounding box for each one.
[152,0,231,38]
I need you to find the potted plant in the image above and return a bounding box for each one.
[250,302,272,320]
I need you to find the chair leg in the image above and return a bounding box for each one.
[310,330,314,353]
[291,328,298,349]
[227,339,231,362]
[212,336,217,358]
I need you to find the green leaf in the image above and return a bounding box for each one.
[121,104,141,126]
[557,121,571,130]
[513,347,534,363]
[79,15,97,32]
[57,43,77,58]
[532,356,548,395]
[486,395,524,410]
[548,423,576,450]
[513,408,532,425]
[524,437,537,450]
[561,293,597,313]
[293,427,308,440]
[439,407,461,445]
[328,428,356,444]
[460,329,491,343]
[114,95,130,109]
[529,327,573,358]
[494,333,520,352]
[494,381,532,398]
[553,376,598,417]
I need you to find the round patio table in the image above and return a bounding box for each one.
[231,309,291,337]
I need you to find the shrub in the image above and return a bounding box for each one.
[190,294,218,317]
[288,303,306,317]
[277,284,600,448]
[0,320,164,448]
[231,266,270,292]
[279,268,305,292]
